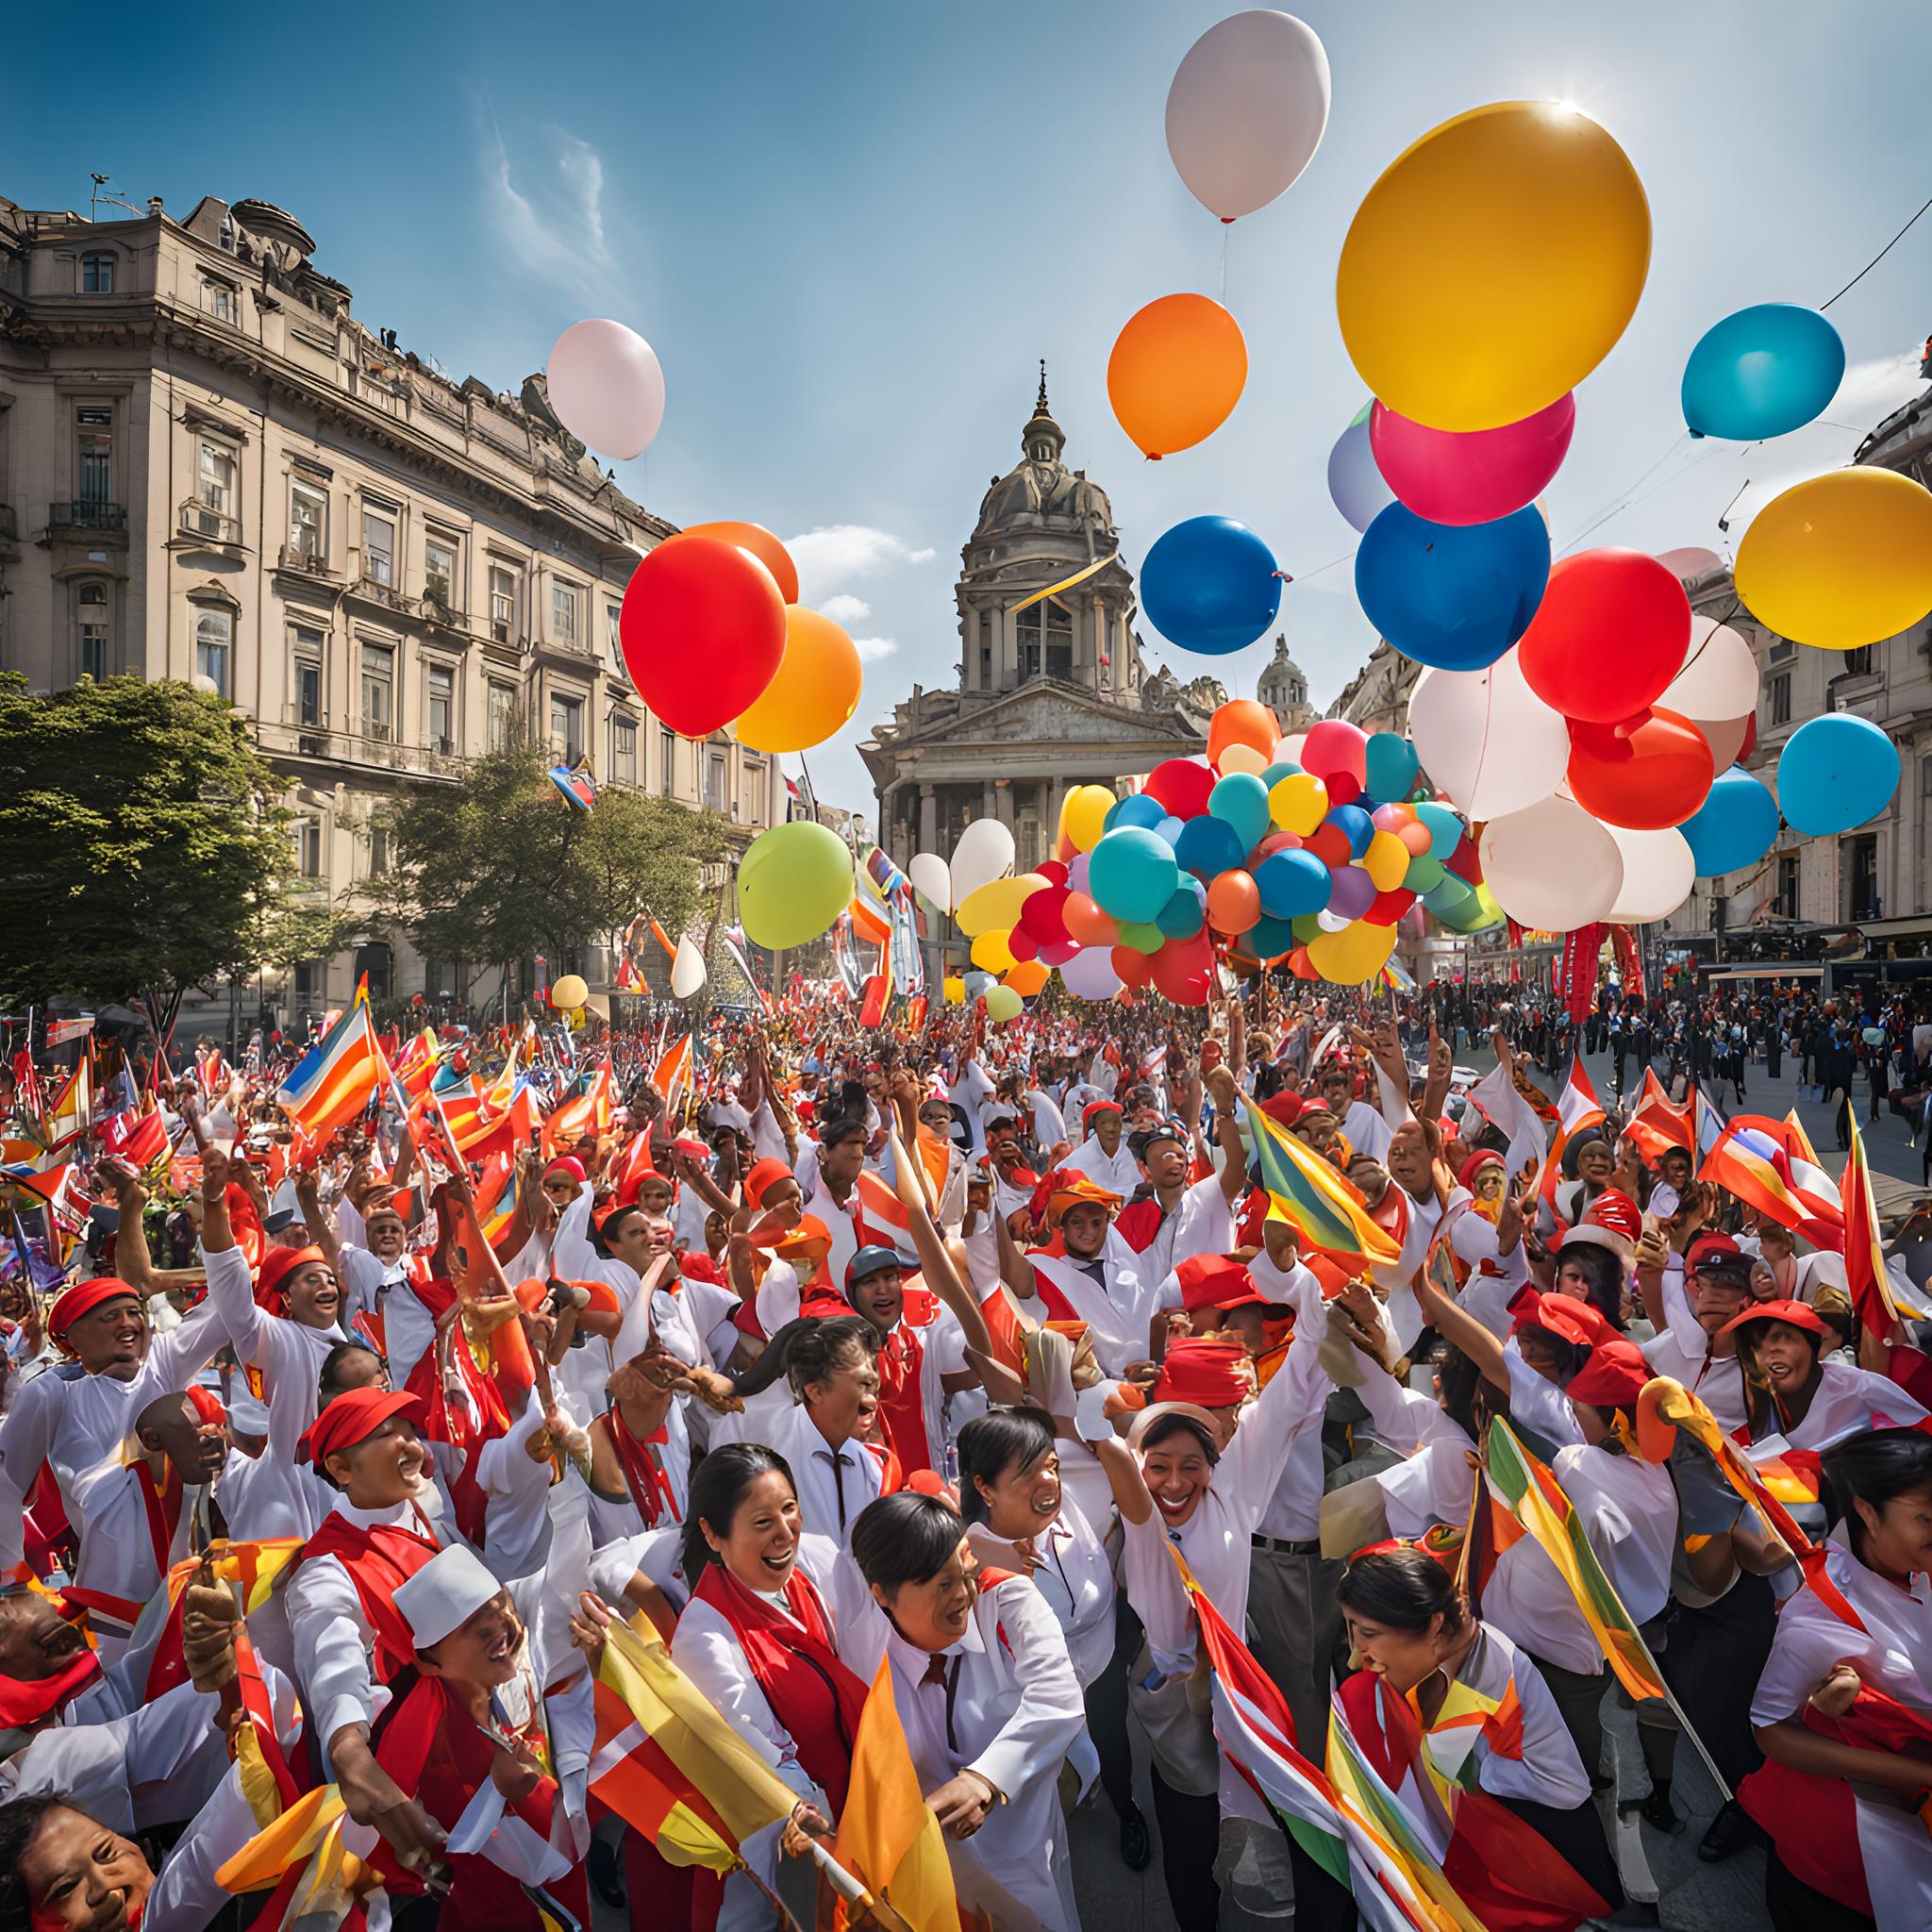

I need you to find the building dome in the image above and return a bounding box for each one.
[1257,634,1307,720]
[971,363,1114,544]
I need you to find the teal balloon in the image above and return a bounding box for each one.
[1208,772,1272,851]
[1362,732,1419,805]
[1116,920,1165,955]
[1255,849,1332,919]
[1157,883,1207,939]
[1248,913,1298,958]
[1678,766,1779,874]
[1174,814,1246,882]
[1106,793,1166,833]
[1775,715,1899,837]
[1089,826,1181,923]
[1260,759,1303,790]
[1414,802,1464,860]
[1682,304,1845,441]
[1405,855,1447,893]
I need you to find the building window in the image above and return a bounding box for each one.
[740,761,758,824]
[198,438,236,518]
[291,625,325,726]
[1767,673,1791,726]
[551,582,578,643]
[76,406,112,505]
[77,583,109,679]
[1766,636,1794,664]
[612,717,638,787]
[425,537,457,610]
[293,960,322,1006]
[425,663,456,751]
[606,601,624,663]
[487,680,518,752]
[202,275,236,324]
[289,481,326,561]
[1844,832,1880,921]
[550,692,584,762]
[194,608,232,696]
[705,753,725,812]
[1775,851,1801,918]
[360,642,394,741]
[1016,598,1073,683]
[659,726,676,797]
[489,563,518,643]
[81,253,114,293]
[1844,644,1874,676]
[293,819,323,878]
[367,826,391,877]
[362,508,397,587]
[977,610,992,689]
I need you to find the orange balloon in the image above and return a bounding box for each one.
[1397,821,1435,858]
[675,521,799,604]
[1205,869,1262,934]
[733,606,862,754]
[1062,892,1121,948]
[1107,293,1249,458]
[1207,700,1282,774]
[1003,959,1050,997]
[1288,945,1321,980]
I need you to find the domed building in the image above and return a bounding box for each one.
[1257,634,1316,731]
[859,368,1212,872]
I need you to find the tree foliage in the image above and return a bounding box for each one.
[372,745,725,988]
[0,674,305,1007]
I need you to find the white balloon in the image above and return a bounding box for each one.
[1656,545,1723,583]
[1274,732,1308,765]
[1606,826,1696,925]
[1407,649,1571,820]
[1315,908,1352,933]
[671,936,708,999]
[1663,620,1758,721]
[545,319,666,461]
[1059,948,1124,1001]
[1164,10,1332,222]
[1479,795,1624,931]
[950,817,1016,907]
[1692,712,1751,770]
[908,851,952,915]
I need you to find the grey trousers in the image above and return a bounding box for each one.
[1244,1541,1347,1765]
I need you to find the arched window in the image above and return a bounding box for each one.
[1015,597,1074,683]
[81,253,114,293]
[76,582,109,679]
[194,607,233,697]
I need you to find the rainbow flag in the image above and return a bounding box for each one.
[1244,1097,1401,1269]
[277,1003,382,1139]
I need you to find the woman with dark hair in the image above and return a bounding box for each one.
[1334,1547,1622,1926]
[1552,1131,1615,1227]
[1743,1428,1932,1930]
[0,1791,155,1932]
[669,1443,869,1932]
[842,1490,1087,1932]
[1545,1224,1631,1333]
[1725,1301,1931,1450]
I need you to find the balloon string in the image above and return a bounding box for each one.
[1820,191,1932,311]
[1220,225,1228,306]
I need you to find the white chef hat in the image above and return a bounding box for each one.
[392,1544,505,1651]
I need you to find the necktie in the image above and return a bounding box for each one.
[825,1449,852,1527]
[922,1652,963,1751]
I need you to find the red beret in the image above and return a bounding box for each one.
[1509,1288,1613,1351]
[1082,1099,1124,1128]
[256,1244,326,1311]
[1175,1255,1276,1317]
[1152,1338,1253,1408]
[544,1156,587,1184]
[47,1276,142,1341]
[298,1388,423,1466]
[1720,1298,1828,1344]
[1457,1150,1505,1191]
[1565,1338,1650,1408]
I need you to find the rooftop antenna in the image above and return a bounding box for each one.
[88,174,146,223]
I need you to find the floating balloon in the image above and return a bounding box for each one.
[1677,767,1780,875]
[1116,922,1165,956]
[1111,945,1157,989]
[1656,546,1723,583]
[1694,713,1753,772]
[1777,714,1900,836]
[1208,772,1272,852]
[1174,813,1247,883]
[1208,700,1282,774]
[1300,720,1369,792]
[1205,869,1262,933]
[1004,959,1050,997]
[622,538,786,739]
[1681,304,1844,441]
[1141,517,1282,656]
[1479,793,1624,929]
[1661,620,1759,724]
[545,319,666,460]
[1089,826,1182,924]
[971,929,1016,974]
[1062,892,1120,948]
[1735,469,1932,651]
[1164,9,1332,221]
[1108,792,1170,834]
[1606,825,1696,924]
[1327,866,1377,920]
[1407,650,1571,819]
[1016,885,1072,944]
[670,938,707,999]
[1362,732,1420,805]
[1041,938,1080,969]
[1108,294,1248,458]
[1412,802,1465,859]
[1515,548,1690,724]
[1060,785,1116,854]
[1255,848,1332,918]
[551,973,589,1011]
[1337,102,1651,431]
[908,852,952,914]
[675,522,799,604]
[942,974,966,1005]
[1150,931,1216,1006]
[1007,927,1040,963]
[956,874,1046,938]
[1369,392,1575,526]
[1156,884,1207,939]
[732,605,862,753]
[1363,830,1410,891]
[1356,501,1551,671]
[1060,948,1124,1000]
[1566,708,1715,830]
[1326,804,1374,858]
[1142,758,1217,819]
[1327,406,1396,533]
[984,986,1024,1023]
[1307,919,1397,985]
[950,818,1016,905]
[1248,914,1299,960]
[738,821,856,949]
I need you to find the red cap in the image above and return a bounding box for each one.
[1509,1288,1613,1351]
[1152,1338,1253,1408]
[47,1276,142,1341]
[298,1388,423,1466]
[743,1158,793,1212]
[1175,1254,1276,1317]
[256,1244,326,1312]
[1457,1150,1504,1191]
[1565,1338,1650,1407]
[1259,1092,1307,1129]
[1719,1298,1828,1344]
[1686,1233,1744,1272]
[543,1156,587,1184]
[1082,1099,1124,1128]
[1584,1189,1642,1245]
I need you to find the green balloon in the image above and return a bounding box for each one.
[1116,921,1165,955]
[985,985,1024,1022]
[1404,856,1447,895]
[738,821,855,949]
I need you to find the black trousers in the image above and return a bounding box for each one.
[1766,1848,1875,1932]
[1150,1765,1222,1932]
[1657,1573,1776,1790]
[1087,1593,1142,1820]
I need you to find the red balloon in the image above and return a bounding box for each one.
[1740,711,1757,761]
[1017,885,1072,943]
[1364,887,1417,926]
[1444,834,1483,886]
[1142,758,1215,818]
[1250,831,1303,861]
[1007,926,1041,962]
[1111,945,1156,989]
[1324,770,1363,807]
[1516,549,1690,724]
[1150,932,1215,1006]
[1305,824,1352,866]
[1566,707,1716,830]
[1288,945,1320,980]
[620,537,786,737]
[1038,859,1071,887]
[1040,938,1080,967]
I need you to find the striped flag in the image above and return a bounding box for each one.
[854,1168,917,1265]
[1692,1086,1726,1162]
[1699,1117,1843,1251]
[42,1057,92,1144]
[100,1106,169,1179]
[1243,1097,1401,1270]
[276,1003,383,1140]
[1537,1058,1605,1216]
[653,1034,693,1112]
[542,1060,613,1161]
[1843,1116,1932,1399]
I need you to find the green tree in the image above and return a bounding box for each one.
[0,674,312,1008]
[372,745,724,996]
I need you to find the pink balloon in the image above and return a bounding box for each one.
[1369,392,1575,527]
[1040,937,1081,967]
[1300,719,1368,788]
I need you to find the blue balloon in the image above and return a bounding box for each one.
[1681,304,1845,441]
[1174,813,1246,882]
[1362,731,1418,805]
[1156,882,1207,939]
[1088,825,1181,924]
[1355,501,1550,672]
[1153,814,1187,849]
[1254,849,1333,919]
[1324,804,1374,859]
[1106,792,1166,833]
[1678,766,1780,874]
[1208,772,1272,852]
[1327,408,1395,534]
[1141,516,1283,657]
[1260,759,1303,791]
[1247,913,1299,959]
[1775,716,1900,837]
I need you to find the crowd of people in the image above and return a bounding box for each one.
[0,974,1929,1932]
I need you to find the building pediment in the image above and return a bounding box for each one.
[895,679,1205,752]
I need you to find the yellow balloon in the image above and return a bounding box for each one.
[1307,920,1397,985]
[1270,772,1330,837]
[971,928,1017,974]
[1059,785,1117,855]
[1363,830,1409,892]
[942,974,966,1006]
[956,874,1048,938]
[1003,959,1050,996]
[551,974,589,1009]
[1337,102,1651,431]
[984,985,1024,1023]
[1735,469,1932,651]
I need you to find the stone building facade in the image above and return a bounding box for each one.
[1324,637,1421,736]
[0,189,783,1022]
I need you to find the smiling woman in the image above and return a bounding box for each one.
[0,1793,155,1932]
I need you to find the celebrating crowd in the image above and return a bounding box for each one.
[0,975,1929,1932]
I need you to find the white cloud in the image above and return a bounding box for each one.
[480,119,617,307]
[820,592,872,625]
[1832,349,1923,423]
[783,525,937,607]
[852,636,900,663]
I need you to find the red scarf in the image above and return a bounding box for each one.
[606,1405,680,1527]
[133,1458,184,1578]
[0,1646,102,1729]
[874,1322,931,1477]
[691,1560,869,1811]
[296,1512,441,1682]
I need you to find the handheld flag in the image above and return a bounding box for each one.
[277,1003,383,1140]
[1243,1096,1400,1270]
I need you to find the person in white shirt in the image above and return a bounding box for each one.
[1725,1299,1930,1450]
[1062,1099,1141,1197]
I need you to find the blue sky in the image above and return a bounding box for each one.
[10,2,1931,817]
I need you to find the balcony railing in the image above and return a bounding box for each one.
[51,500,125,533]
[276,542,338,577]
[179,498,243,544]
